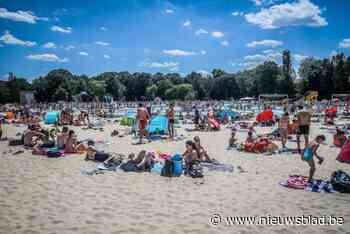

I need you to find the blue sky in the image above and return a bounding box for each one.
[0,0,349,80]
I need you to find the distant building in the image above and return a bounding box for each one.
[20,91,35,105]
[8,72,16,81]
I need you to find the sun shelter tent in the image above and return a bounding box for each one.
[147,115,168,135]
[256,109,274,124]
[45,111,60,125]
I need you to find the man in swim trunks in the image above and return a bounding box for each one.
[167,103,175,139]
[296,105,311,154]
[137,103,150,144]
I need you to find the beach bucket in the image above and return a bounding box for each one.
[171,154,183,177]
[45,111,59,124]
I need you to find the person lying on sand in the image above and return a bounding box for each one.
[130,150,155,171]
[23,124,46,147]
[64,130,87,153]
[302,135,325,183]
[193,136,215,162]
[85,140,114,163]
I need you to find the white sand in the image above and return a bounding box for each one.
[0,122,349,234]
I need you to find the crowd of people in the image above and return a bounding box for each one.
[1,99,349,183]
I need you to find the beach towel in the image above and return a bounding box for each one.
[280,175,308,189]
[201,162,234,173]
[305,180,335,193]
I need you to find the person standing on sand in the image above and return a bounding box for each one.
[302,135,325,183]
[296,106,311,154]
[137,103,150,144]
[167,103,175,139]
[279,112,290,149]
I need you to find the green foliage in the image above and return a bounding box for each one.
[1,51,350,104]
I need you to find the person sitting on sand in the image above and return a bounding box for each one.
[228,127,237,148]
[334,128,347,147]
[23,125,46,147]
[57,126,69,149]
[64,130,86,153]
[302,135,325,183]
[182,140,200,171]
[193,136,214,162]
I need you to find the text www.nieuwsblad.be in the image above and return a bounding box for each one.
[209,213,344,226]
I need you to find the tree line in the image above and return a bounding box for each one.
[0,50,349,104]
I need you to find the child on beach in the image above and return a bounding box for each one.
[302,135,325,183]
[279,112,290,149]
[228,127,237,148]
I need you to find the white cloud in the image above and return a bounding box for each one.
[195,28,208,36]
[245,0,328,29]
[78,51,88,56]
[233,61,264,69]
[43,42,57,49]
[339,39,350,49]
[170,66,179,72]
[165,9,174,14]
[50,25,72,33]
[183,20,191,27]
[100,26,107,31]
[244,54,267,61]
[251,0,263,6]
[246,39,283,48]
[211,31,224,38]
[200,50,207,55]
[0,31,36,47]
[232,11,244,16]
[221,41,229,47]
[263,49,274,54]
[103,54,111,59]
[244,51,282,62]
[197,70,211,77]
[27,53,68,62]
[142,61,179,68]
[294,54,308,62]
[95,41,110,46]
[0,8,47,24]
[63,45,75,50]
[162,49,196,56]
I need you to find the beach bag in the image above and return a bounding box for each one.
[171,154,183,177]
[331,170,350,193]
[188,162,203,178]
[151,162,164,174]
[161,159,174,177]
[9,139,23,146]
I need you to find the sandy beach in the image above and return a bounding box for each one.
[1,122,349,234]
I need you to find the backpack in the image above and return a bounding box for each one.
[331,170,350,193]
[161,159,174,177]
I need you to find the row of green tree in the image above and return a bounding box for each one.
[0,50,349,103]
